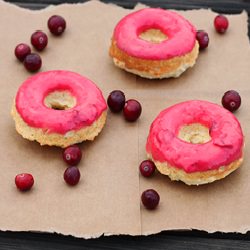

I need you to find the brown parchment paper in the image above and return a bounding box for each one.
[0,0,250,238]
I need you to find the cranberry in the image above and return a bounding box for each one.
[141,189,160,210]
[214,15,229,34]
[14,43,31,61]
[222,90,241,112]
[48,15,66,36]
[64,166,81,186]
[139,160,156,177]
[31,31,48,51]
[63,145,82,166]
[15,173,34,191]
[196,30,209,50]
[123,99,142,122]
[107,90,125,113]
[23,53,42,72]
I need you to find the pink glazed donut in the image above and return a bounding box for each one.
[11,70,107,147]
[146,100,244,185]
[109,8,199,79]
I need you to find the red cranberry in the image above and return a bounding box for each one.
[214,15,229,34]
[222,90,241,112]
[107,90,125,113]
[63,145,82,166]
[64,166,81,186]
[48,15,66,36]
[14,43,31,61]
[15,173,34,191]
[196,30,209,50]
[123,99,142,122]
[141,189,160,210]
[23,53,42,72]
[31,31,48,51]
[139,160,156,177]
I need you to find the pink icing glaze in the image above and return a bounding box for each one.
[15,70,107,134]
[146,100,244,173]
[113,8,197,60]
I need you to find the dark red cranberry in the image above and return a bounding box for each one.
[15,173,34,191]
[48,15,66,36]
[196,30,209,50]
[14,43,31,61]
[222,90,241,112]
[31,31,48,51]
[107,90,125,113]
[63,145,82,166]
[64,166,81,186]
[23,53,42,72]
[139,160,156,177]
[123,99,142,122]
[214,15,229,34]
[141,189,160,210]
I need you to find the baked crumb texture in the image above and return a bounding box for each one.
[109,39,199,79]
[147,153,243,185]
[11,104,107,148]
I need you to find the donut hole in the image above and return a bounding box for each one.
[139,28,167,43]
[44,91,76,110]
[178,123,211,144]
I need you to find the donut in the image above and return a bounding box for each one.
[109,8,199,79]
[146,100,244,185]
[11,70,107,148]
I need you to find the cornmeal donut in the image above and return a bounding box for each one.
[146,100,244,185]
[109,8,199,79]
[11,70,107,148]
